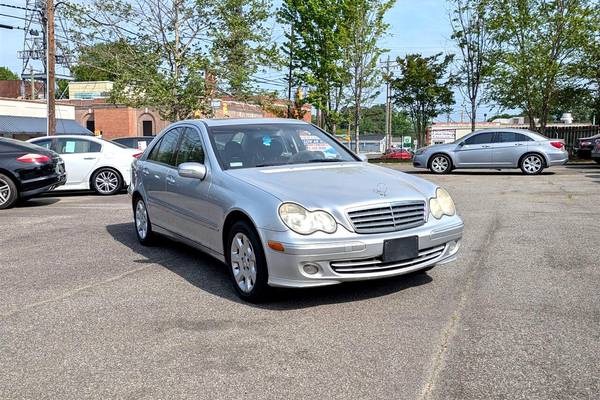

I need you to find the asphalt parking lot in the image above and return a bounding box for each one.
[1,164,599,399]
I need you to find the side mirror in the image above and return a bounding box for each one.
[178,162,207,180]
[358,153,368,162]
[457,141,465,147]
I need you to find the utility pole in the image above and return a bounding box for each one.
[30,67,35,99]
[45,0,56,136]
[384,56,392,150]
[286,22,294,119]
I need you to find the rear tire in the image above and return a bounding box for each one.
[92,168,122,195]
[134,197,156,245]
[429,154,452,174]
[0,173,18,210]
[520,154,545,175]
[226,221,270,302]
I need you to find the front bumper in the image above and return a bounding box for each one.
[259,215,464,288]
[412,153,428,168]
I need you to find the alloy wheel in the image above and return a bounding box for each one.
[431,156,449,173]
[135,200,148,240]
[0,178,11,206]
[523,155,542,174]
[95,170,119,194]
[230,232,257,293]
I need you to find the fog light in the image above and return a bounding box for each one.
[302,263,320,275]
[447,240,460,255]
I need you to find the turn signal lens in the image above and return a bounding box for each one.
[132,152,143,159]
[267,241,285,252]
[17,153,51,164]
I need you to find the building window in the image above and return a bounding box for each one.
[86,119,95,133]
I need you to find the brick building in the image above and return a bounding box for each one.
[0,80,45,99]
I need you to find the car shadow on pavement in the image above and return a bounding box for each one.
[403,169,555,176]
[106,222,433,310]
[16,197,60,208]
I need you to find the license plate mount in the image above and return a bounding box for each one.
[383,236,419,263]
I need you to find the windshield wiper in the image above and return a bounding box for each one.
[306,159,346,163]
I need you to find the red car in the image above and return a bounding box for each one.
[381,147,412,160]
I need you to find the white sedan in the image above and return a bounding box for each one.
[28,135,142,195]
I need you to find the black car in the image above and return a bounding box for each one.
[573,134,600,159]
[111,136,155,150]
[0,137,66,209]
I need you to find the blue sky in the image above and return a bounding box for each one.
[0,0,492,121]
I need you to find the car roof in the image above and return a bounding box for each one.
[31,135,103,141]
[181,118,311,128]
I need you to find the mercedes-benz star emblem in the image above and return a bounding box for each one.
[375,183,388,197]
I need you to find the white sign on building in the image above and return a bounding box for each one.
[430,129,456,144]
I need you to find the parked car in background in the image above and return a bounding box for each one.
[129,119,463,302]
[112,136,155,151]
[0,137,66,209]
[412,129,568,175]
[591,139,600,164]
[573,134,600,159]
[381,147,412,161]
[28,135,142,195]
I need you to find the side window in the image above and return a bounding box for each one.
[464,132,494,145]
[176,128,205,165]
[515,133,533,142]
[55,139,101,154]
[149,129,180,166]
[495,132,516,143]
[32,139,53,150]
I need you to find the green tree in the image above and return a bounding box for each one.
[391,53,455,146]
[66,0,215,121]
[487,0,596,132]
[211,0,276,99]
[450,0,495,132]
[0,67,18,80]
[341,104,414,136]
[279,0,351,132]
[345,0,395,151]
[70,41,130,82]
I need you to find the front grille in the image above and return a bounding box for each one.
[330,245,445,274]
[347,201,426,234]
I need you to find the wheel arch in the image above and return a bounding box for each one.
[518,151,548,168]
[222,209,262,256]
[427,152,454,169]
[89,166,124,191]
[0,168,19,190]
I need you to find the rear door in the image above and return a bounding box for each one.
[142,128,181,231]
[492,132,532,166]
[53,138,101,186]
[454,132,494,167]
[164,126,218,246]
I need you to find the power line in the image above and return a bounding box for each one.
[0,2,34,11]
[0,12,28,21]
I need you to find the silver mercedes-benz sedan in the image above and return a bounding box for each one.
[413,128,568,174]
[129,119,463,301]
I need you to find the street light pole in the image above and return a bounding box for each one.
[45,0,56,136]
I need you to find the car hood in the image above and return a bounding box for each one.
[420,143,457,153]
[225,162,437,210]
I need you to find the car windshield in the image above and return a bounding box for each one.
[207,123,357,170]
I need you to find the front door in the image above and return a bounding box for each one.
[164,126,218,249]
[454,132,494,167]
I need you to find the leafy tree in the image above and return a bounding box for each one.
[391,53,455,146]
[279,0,351,132]
[340,104,413,136]
[450,0,494,132]
[0,67,18,80]
[345,0,395,151]
[487,0,596,132]
[210,0,276,99]
[70,41,130,82]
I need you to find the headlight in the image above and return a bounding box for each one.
[415,148,425,155]
[429,187,456,219]
[278,203,337,235]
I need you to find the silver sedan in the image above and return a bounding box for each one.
[129,119,463,301]
[413,129,568,174]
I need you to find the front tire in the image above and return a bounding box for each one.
[134,197,156,245]
[520,154,545,175]
[0,173,18,210]
[226,221,270,302]
[429,154,452,174]
[92,168,122,195]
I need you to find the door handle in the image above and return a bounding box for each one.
[83,157,97,160]
[142,168,150,175]
[166,175,176,184]
[482,145,491,148]
[515,143,524,146]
